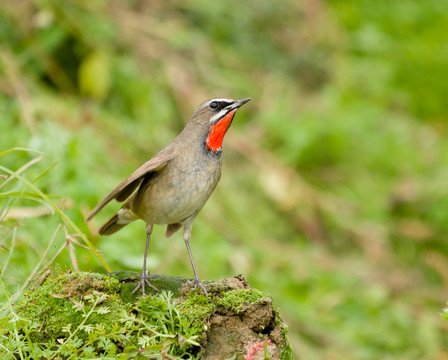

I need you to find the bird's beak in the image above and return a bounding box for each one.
[226,98,251,111]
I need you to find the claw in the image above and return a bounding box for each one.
[187,278,208,296]
[131,270,159,295]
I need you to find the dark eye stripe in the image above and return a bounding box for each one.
[210,100,232,111]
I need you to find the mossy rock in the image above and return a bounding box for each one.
[110,270,190,301]
[15,272,123,342]
[15,272,292,359]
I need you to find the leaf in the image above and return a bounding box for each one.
[224,355,236,360]
[137,335,152,348]
[61,323,72,333]
[264,339,271,360]
[142,344,164,355]
[81,324,94,333]
[123,345,139,357]
[96,306,111,315]
[78,50,111,100]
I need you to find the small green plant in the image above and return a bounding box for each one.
[442,303,448,322]
[2,272,205,359]
[125,292,201,358]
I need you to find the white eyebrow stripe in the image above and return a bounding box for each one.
[206,98,233,106]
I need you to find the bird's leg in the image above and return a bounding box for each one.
[132,224,158,295]
[183,224,208,296]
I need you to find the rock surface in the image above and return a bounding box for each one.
[16,271,292,359]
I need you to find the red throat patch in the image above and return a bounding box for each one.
[206,110,236,152]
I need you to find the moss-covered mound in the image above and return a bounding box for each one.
[15,272,122,342]
[15,272,291,359]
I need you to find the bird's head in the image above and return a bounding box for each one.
[190,97,251,153]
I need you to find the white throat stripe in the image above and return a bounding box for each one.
[210,109,228,123]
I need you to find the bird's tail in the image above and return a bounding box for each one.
[99,208,138,235]
[99,214,126,235]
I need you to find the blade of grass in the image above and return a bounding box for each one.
[0,155,42,191]
[0,192,60,220]
[0,155,44,221]
[0,191,60,204]
[0,147,46,158]
[17,224,63,297]
[32,161,59,183]
[0,164,111,272]
[0,227,17,278]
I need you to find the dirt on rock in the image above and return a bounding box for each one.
[199,275,288,360]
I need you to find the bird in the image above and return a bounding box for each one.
[85,97,251,295]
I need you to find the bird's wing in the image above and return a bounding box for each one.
[85,146,175,221]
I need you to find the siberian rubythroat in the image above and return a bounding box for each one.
[86,98,251,295]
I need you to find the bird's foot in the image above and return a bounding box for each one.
[187,277,208,296]
[131,270,159,296]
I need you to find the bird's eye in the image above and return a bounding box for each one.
[209,101,219,110]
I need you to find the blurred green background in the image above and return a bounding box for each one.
[1,0,448,358]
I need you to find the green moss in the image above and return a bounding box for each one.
[180,293,215,322]
[214,288,293,358]
[179,293,215,342]
[280,341,293,360]
[16,272,123,341]
[216,289,268,313]
[13,273,290,358]
[109,271,188,303]
[135,291,206,355]
[270,302,292,359]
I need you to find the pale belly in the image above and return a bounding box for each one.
[131,159,221,225]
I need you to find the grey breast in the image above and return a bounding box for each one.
[132,148,222,225]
